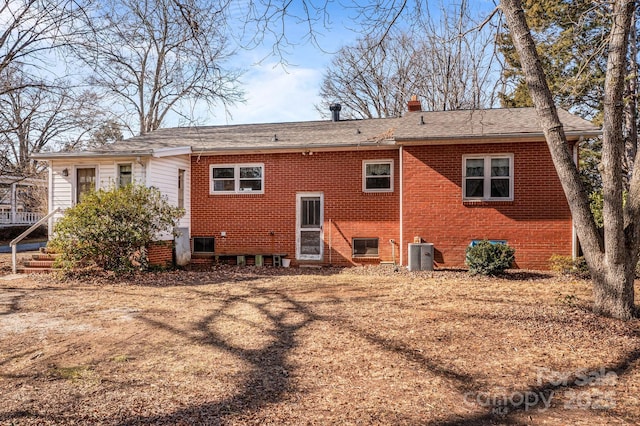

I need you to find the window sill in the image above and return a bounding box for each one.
[209,193,264,197]
[463,200,514,207]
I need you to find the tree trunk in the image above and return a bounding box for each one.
[500,0,636,320]
[624,12,638,184]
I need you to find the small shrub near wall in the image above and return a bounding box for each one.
[549,255,590,279]
[465,240,515,276]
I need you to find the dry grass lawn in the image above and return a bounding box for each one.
[1,259,640,425]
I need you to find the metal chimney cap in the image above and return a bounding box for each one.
[329,103,342,111]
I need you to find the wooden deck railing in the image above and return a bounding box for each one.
[0,211,43,225]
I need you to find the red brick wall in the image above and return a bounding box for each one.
[190,141,572,270]
[191,150,401,266]
[402,141,572,270]
[147,240,173,267]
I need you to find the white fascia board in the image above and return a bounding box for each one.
[151,146,192,157]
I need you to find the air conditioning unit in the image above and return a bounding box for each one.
[408,243,434,271]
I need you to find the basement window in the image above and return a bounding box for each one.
[363,160,393,192]
[193,237,215,254]
[463,154,513,201]
[352,238,379,258]
[211,164,264,194]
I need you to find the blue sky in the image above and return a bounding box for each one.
[175,0,499,127]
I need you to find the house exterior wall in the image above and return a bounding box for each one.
[146,154,191,232]
[47,156,190,249]
[401,141,572,270]
[191,150,401,266]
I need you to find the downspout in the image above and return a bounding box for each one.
[48,163,53,238]
[399,145,404,266]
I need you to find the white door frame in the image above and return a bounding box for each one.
[296,192,324,261]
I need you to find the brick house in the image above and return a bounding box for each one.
[33,104,599,270]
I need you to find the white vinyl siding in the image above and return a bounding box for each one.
[47,155,190,240]
[146,155,191,232]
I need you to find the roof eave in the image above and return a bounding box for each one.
[31,146,192,160]
[395,130,601,145]
[31,150,155,160]
[191,141,398,155]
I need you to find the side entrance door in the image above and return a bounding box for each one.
[76,167,96,204]
[296,192,323,261]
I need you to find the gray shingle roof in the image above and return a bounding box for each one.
[34,107,600,158]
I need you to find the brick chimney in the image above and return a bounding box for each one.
[407,95,422,112]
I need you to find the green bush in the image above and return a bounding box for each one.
[465,240,515,276]
[49,184,184,273]
[549,255,590,278]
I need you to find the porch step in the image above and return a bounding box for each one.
[31,253,59,261]
[15,248,60,274]
[15,266,57,274]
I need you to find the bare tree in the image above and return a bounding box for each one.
[0,66,103,175]
[318,33,419,119]
[501,0,638,320]
[413,0,499,111]
[318,1,498,118]
[74,0,243,136]
[0,0,92,96]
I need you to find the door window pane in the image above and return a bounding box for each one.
[300,231,321,255]
[301,197,321,227]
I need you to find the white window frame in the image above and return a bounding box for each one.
[462,154,514,201]
[117,163,133,188]
[210,163,264,195]
[362,159,394,193]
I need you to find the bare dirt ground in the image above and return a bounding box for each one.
[1,255,639,425]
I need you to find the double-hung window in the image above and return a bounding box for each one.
[363,160,393,192]
[210,164,264,194]
[118,164,132,187]
[463,155,513,201]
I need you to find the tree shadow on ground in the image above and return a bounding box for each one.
[114,278,640,425]
[116,286,318,425]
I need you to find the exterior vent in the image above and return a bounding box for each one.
[329,103,342,122]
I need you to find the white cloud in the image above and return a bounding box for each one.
[165,61,328,127]
[217,63,326,125]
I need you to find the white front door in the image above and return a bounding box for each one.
[296,192,323,261]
